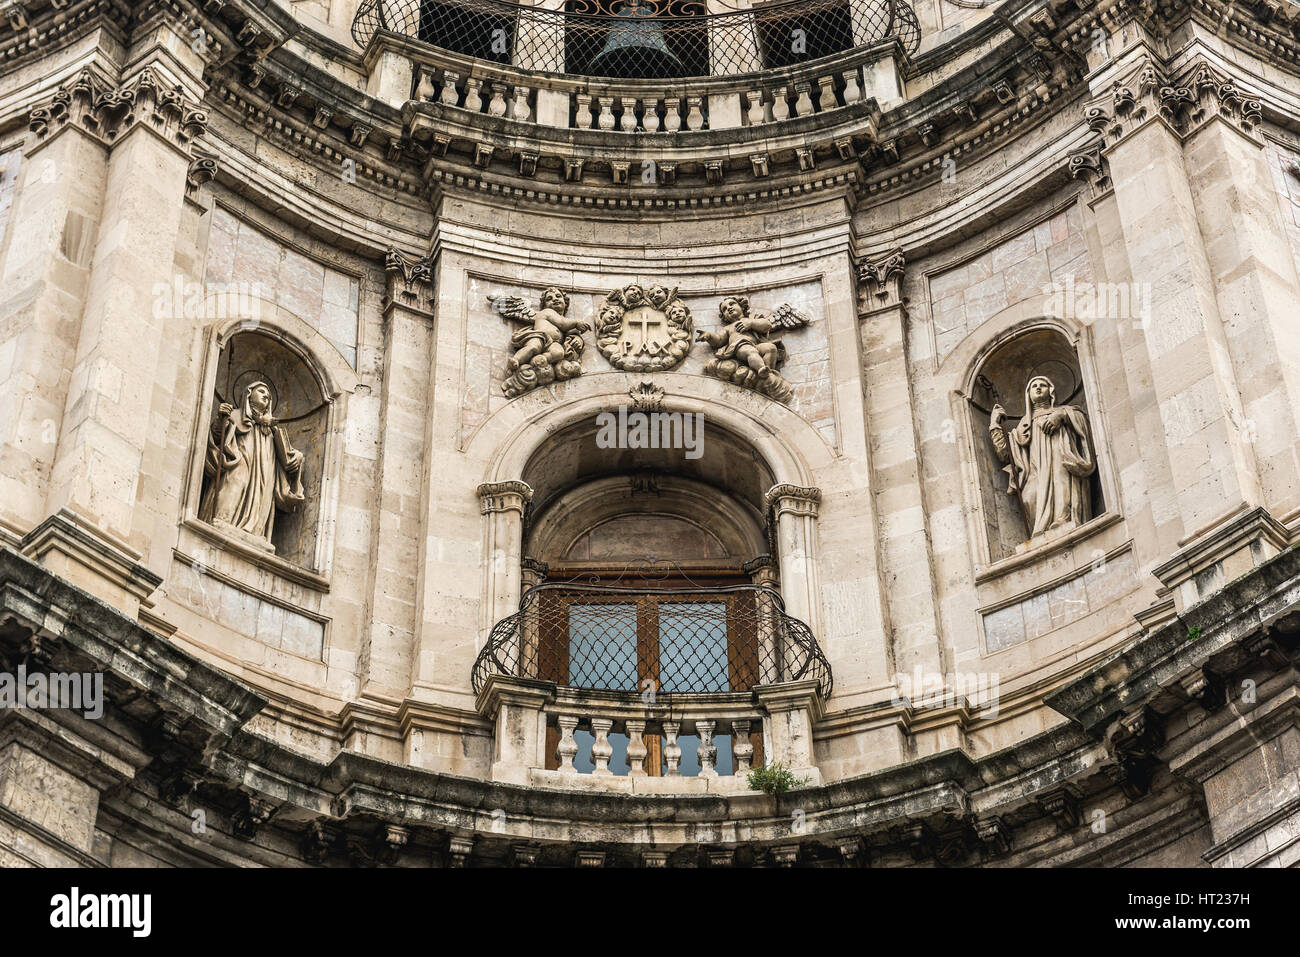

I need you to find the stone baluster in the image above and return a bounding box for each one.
[842,68,862,105]
[487,83,507,117]
[511,86,532,123]
[574,92,594,129]
[818,75,836,112]
[746,90,765,125]
[618,96,637,132]
[685,95,704,131]
[793,81,813,117]
[626,719,648,776]
[590,718,614,775]
[597,96,615,131]
[641,97,661,132]
[663,98,682,131]
[663,720,682,776]
[440,71,460,106]
[771,85,791,121]
[415,68,436,102]
[557,715,579,771]
[697,720,718,778]
[732,720,754,774]
[464,77,484,112]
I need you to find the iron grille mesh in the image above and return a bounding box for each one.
[353,0,920,79]
[472,581,833,699]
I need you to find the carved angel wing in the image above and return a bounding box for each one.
[487,293,535,324]
[769,303,812,330]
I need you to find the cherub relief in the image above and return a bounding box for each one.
[490,286,589,398]
[696,296,811,403]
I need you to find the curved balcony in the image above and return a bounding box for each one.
[353,0,920,81]
[472,579,833,698]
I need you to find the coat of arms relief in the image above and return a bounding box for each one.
[594,283,695,372]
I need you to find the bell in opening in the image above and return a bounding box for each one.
[589,0,686,78]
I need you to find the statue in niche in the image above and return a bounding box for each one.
[199,380,306,551]
[696,296,811,404]
[989,374,1096,539]
[490,286,588,398]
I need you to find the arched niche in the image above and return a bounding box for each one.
[520,414,775,578]
[197,329,329,568]
[528,475,767,570]
[967,325,1105,562]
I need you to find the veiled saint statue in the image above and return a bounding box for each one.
[989,375,1096,539]
[199,381,306,549]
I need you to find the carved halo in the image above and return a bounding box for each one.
[594,283,694,372]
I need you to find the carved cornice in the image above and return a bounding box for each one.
[477,481,533,515]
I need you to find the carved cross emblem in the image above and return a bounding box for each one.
[595,283,694,372]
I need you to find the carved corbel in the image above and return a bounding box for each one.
[302,819,339,863]
[448,836,475,867]
[1037,784,1082,830]
[1180,666,1226,712]
[349,122,372,147]
[750,152,770,178]
[231,793,277,839]
[1106,706,1165,800]
[857,248,906,309]
[975,816,1012,856]
[517,150,538,177]
[1,0,28,30]
[704,159,724,185]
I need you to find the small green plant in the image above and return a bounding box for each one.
[747,762,810,796]
[1186,626,1203,641]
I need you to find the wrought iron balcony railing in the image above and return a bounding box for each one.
[353,0,920,81]
[472,578,833,699]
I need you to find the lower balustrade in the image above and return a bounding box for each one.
[553,711,758,778]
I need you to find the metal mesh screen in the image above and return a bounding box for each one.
[353,0,921,79]
[472,581,833,699]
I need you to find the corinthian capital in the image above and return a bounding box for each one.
[856,249,906,310]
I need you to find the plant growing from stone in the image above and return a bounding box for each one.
[747,762,809,795]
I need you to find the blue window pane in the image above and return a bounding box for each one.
[658,601,728,693]
[568,603,638,691]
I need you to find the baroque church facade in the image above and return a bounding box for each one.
[0,0,1298,867]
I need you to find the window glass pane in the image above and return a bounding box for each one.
[568,602,638,691]
[658,601,728,693]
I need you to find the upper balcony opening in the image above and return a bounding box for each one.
[353,0,921,81]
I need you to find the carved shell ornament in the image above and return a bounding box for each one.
[594,283,694,372]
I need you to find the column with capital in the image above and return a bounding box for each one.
[478,480,534,631]
[764,484,822,640]
[857,249,944,678]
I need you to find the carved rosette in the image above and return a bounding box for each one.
[594,283,694,372]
